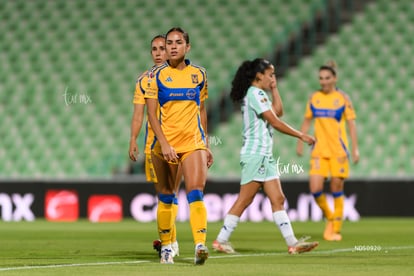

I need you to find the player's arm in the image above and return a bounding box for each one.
[129,104,145,161]
[200,100,213,168]
[200,100,208,147]
[343,92,359,164]
[262,109,315,145]
[347,119,359,164]
[270,77,283,117]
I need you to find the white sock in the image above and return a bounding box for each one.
[216,214,240,243]
[273,210,298,246]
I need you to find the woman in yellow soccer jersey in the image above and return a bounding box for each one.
[213,58,318,255]
[128,34,181,257]
[296,61,359,241]
[144,27,213,265]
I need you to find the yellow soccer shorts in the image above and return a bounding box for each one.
[145,154,158,183]
[151,140,205,165]
[310,156,349,178]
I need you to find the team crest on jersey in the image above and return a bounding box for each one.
[191,74,198,84]
[333,99,340,107]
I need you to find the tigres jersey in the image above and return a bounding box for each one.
[304,89,356,158]
[144,59,208,153]
[132,68,157,155]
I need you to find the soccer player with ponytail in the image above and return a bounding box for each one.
[213,58,319,255]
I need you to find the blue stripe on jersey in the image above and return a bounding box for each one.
[339,137,350,158]
[156,80,201,107]
[144,121,148,148]
[197,112,206,143]
[310,104,345,122]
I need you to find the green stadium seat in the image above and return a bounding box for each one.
[13,0,410,178]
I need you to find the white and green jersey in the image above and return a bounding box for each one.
[240,86,274,156]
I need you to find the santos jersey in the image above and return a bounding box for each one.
[144,59,208,153]
[304,89,356,158]
[132,69,158,155]
[240,86,274,157]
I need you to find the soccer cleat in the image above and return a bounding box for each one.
[212,240,236,254]
[323,220,334,241]
[194,244,209,265]
[160,248,174,264]
[171,241,180,257]
[153,239,162,257]
[288,236,319,255]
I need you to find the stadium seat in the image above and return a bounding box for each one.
[9,0,407,179]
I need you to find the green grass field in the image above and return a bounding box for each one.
[1,218,413,275]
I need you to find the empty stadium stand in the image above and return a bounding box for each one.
[210,0,414,178]
[1,0,411,179]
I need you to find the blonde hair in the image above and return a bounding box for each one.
[320,60,338,76]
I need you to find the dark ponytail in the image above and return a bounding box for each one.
[230,58,272,102]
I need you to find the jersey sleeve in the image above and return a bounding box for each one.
[304,94,314,119]
[200,68,208,102]
[343,93,356,120]
[132,72,147,104]
[143,68,159,100]
[248,89,271,115]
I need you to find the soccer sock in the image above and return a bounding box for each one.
[216,214,240,243]
[171,196,178,243]
[157,194,175,246]
[187,190,207,246]
[313,191,334,220]
[273,210,298,247]
[332,191,344,233]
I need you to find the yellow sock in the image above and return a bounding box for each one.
[157,195,175,246]
[171,200,178,243]
[333,191,344,233]
[187,190,207,245]
[313,191,333,220]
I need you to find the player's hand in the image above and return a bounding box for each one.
[300,133,315,146]
[352,148,360,164]
[129,141,138,161]
[161,143,179,163]
[206,148,214,168]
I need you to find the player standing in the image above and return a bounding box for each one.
[129,34,181,257]
[144,27,213,265]
[296,61,359,241]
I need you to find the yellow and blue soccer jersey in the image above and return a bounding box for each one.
[304,89,356,158]
[132,69,156,155]
[133,71,147,105]
[144,59,208,153]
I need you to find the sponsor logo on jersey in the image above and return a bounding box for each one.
[186,89,197,99]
